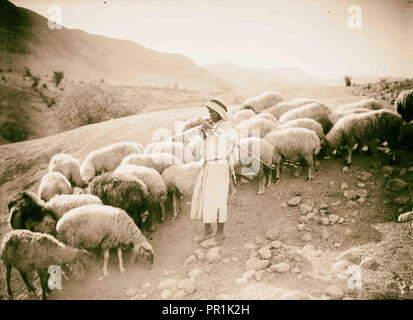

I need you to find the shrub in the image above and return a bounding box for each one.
[344,75,352,87]
[53,71,64,87]
[53,84,135,130]
[0,121,28,142]
[31,75,40,88]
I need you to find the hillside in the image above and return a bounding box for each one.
[0,0,226,92]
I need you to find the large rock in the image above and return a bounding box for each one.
[245,257,270,271]
[386,179,408,192]
[287,196,302,206]
[270,262,291,273]
[324,285,345,300]
[206,247,221,263]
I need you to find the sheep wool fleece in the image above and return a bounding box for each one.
[190,120,234,224]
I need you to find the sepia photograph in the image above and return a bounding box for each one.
[0,0,412,305]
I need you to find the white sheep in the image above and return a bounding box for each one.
[288,97,318,107]
[38,171,72,202]
[49,153,84,187]
[252,112,278,124]
[144,141,195,164]
[47,194,103,219]
[238,118,277,138]
[233,137,274,195]
[115,164,167,225]
[264,128,321,182]
[261,102,301,119]
[279,102,333,134]
[243,91,285,112]
[56,204,154,276]
[176,116,209,133]
[325,109,403,165]
[336,98,384,113]
[232,109,256,124]
[120,152,183,174]
[277,118,325,141]
[1,229,92,300]
[161,161,203,218]
[80,142,143,183]
[328,107,371,125]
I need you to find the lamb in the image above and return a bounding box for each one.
[47,194,103,219]
[395,89,413,123]
[233,137,274,195]
[261,102,301,119]
[88,173,150,231]
[252,112,278,124]
[56,204,154,277]
[115,164,167,227]
[325,109,403,165]
[48,153,84,187]
[288,97,318,107]
[176,116,209,133]
[80,142,143,183]
[120,152,183,174]
[161,161,203,218]
[233,109,256,125]
[279,102,333,134]
[1,229,93,300]
[243,91,285,112]
[277,118,325,141]
[238,118,277,138]
[144,141,195,164]
[264,128,321,182]
[328,108,371,125]
[336,98,384,113]
[38,171,72,202]
[8,191,58,235]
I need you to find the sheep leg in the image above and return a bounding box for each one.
[172,192,178,219]
[272,162,280,183]
[37,270,49,300]
[229,175,237,196]
[117,248,126,273]
[103,249,110,276]
[19,271,36,294]
[160,204,166,223]
[6,263,12,298]
[293,160,304,178]
[345,146,353,165]
[264,166,271,188]
[306,156,315,181]
[256,166,266,195]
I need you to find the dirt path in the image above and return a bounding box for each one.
[1,89,412,300]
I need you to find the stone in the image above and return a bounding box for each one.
[206,247,221,263]
[398,211,413,223]
[250,250,258,258]
[266,228,280,240]
[350,211,358,217]
[321,229,330,240]
[306,211,315,220]
[325,285,345,300]
[328,214,340,224]
[244,242,257,249]
[271,240,282,249]
[299,216,309,224]
[271,262,291,273]
[125,287,138,297]
[360,257,379,270]
[235,278,248,285]
[341,182,348,189]
[302,244,315,253]
[184,255,197,264]
[296,224,305,231]
[300,204,313,215]
[359,172,372,181]
[320,202,329,210]
[399,168,407,176]
[338,217,345,224]
[335,243,341,248]
[393,197,410,206]
[245,257,270,271]
[172,290,186,299]
[194,249,205,261]
[346,190,357,200]
[332,260,349,273]
[331,201,341,206]
[301,233,312,242]
[386,179,408,192]
[182,278,196,294]
[281,202,288,208]
[188,268,202,279]
[254,270,264,281]
[382,166,394,175]
[319,217,329,226]
[342,166,349,173]
[344,228,352,236]
[357,197,365,204]
[161,289,173,299]
[287,196,302,206]
[356,183,366,188]
[159,279,177,291]
[355,189,368,198]
[257,245,272,259]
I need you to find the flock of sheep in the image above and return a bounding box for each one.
[1,88,412,300]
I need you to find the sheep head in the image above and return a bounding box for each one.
[132,238,154,267]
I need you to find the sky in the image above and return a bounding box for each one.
[11,0,413,78]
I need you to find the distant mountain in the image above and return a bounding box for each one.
[0,0,226,92]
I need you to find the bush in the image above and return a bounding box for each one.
[0,121,28,142]
[53,71,64,87]
[344,75,352,87]
[53,84,135,130]
[31,75,40,88]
